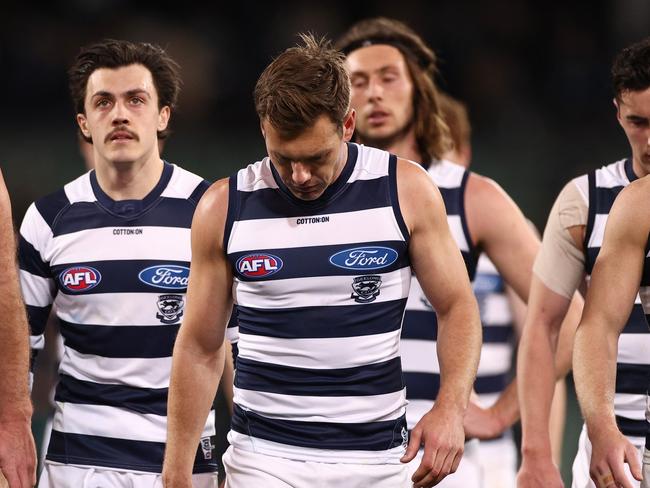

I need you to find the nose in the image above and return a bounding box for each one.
[368,77,383,101]
[291,162,311,185]
[112,101,129,125]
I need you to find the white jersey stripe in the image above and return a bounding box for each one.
[53,402,215,442]
[20,270,55,307]
[228,206,405,253]
[234,267,410,309]
[44,226,191,264]
[237,330,401,370]
[234,386,406,423]
[59,346,172,389]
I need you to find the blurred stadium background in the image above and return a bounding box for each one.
[4,0,650,483]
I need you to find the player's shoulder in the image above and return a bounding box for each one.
[162,162,211,204]
[465,170,510,204]
[27,171,93,229]
[616,174,650,209]
[195,177,230,216]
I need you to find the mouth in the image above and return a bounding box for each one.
[367,109,390,126]
[106,130,137,143]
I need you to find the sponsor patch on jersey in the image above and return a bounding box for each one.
[156,294,184,324]
[138,265,190,290]
[236,253,283,278]
[351,275,382,303]
[330,246,398,270]
[200,436,215,460]
[59,266,102,292]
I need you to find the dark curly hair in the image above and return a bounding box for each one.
[612,37,650,101]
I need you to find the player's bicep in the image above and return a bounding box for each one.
[182,180,233,351]
[583,193,647,332]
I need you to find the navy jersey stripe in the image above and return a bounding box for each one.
[60,321,179,358]
[26,305,51,335]
[388,154,410,241]
[438,187,463,215]
[188,179,211,206]
[404,372,508,400]
[401,310,438,341]
[403,371,439,400]
[235,357,403,397]
[482,325,515,344]
[231,404,406,451]
[474,374,509,395]
[236,176,391,221]
[615,363,650,395]
[458,170,478,280]
[18,236,51,278]
[623,305,650,333]
[238,299,406,339]
[231,241,409,282]
[584,170,597,261]
[52,259,190,295]
[34,188,70,230]
[55,374,167,415]
[47,430,217,473]
[50,198,199,237]
[616,416,647,439]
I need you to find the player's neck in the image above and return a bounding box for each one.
[384,130,424,164]
[632,155,650,179]
[94,153,165,201]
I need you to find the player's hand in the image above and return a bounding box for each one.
[463,400,504,440]
[0,417,36,488]
[401,404,464,487]
[516,453,564,488]
[588,426,641,488]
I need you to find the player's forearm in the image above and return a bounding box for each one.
[573,320,618,435]
[0,228,32,420]
[487,380,519,431]
[517,319,557,456]
[435,299,481,410]
[165,335,224,472]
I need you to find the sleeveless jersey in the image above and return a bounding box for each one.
[400,160,479,430]
[224,143,411,464]
[584,158,650,439]
[18,162,217,473]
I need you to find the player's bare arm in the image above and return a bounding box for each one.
[163,178,233,488]
[397,158,482,488]
[573,178,650,488]
[0,170,36,488]
[462,173,540,438]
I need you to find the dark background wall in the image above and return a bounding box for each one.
[4,1,649,483]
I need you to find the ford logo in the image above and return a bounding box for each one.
[329,246,398,270]
[138,265,190,289]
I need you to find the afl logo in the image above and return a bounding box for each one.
[237,253,283,278]
[329,246,398,270]
[138,265,190,290]
[60,266,102,292]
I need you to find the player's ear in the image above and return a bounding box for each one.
[77,113,91,139]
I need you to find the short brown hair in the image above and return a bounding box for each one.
[68,39,181,140]
[254,33,351,138]
[336,17,450,162]
[438,92,471,153]
[612,37,650,101]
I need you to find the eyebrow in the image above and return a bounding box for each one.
[274,149,331,162]
[90,89,151,99]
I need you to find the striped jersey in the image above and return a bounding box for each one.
[472,255,515,412]
[583,158,650,439]
[18,162,217,473]
[224,143,411,464]
[401,160,479,430]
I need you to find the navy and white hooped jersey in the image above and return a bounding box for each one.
[225,143,411,464]
[18,162,217,473]
[584,158,650,440]
[400,160,479,430]
[473,255,515,412]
